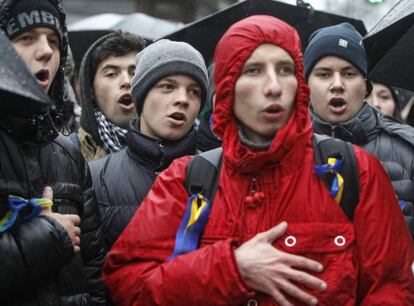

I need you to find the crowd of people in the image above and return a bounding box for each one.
[0,0,413,305]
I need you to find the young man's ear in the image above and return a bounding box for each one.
[365,79,373,98]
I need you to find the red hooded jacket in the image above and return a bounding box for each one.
[103,16,414,306]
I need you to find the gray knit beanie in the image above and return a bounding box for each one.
[131,39,208,114]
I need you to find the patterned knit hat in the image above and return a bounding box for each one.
[5,0,62,44]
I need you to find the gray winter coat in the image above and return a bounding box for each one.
[312,103,414,237]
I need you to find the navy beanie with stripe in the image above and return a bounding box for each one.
[304,23,367,80]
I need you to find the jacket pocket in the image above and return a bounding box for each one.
[274,223,357,306]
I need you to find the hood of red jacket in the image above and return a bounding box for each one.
[213,15,312,172]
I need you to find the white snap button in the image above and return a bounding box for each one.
[247,299,258,306]
[334,235,346,246]
[285,235,296,247]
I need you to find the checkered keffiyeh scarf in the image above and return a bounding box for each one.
[94,110,127,153]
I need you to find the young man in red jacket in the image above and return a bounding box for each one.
[103,16,414,306]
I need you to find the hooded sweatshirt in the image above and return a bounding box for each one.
[102,16,414,306]
[77,33,122,161]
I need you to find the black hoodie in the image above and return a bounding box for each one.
[79,32,118,148]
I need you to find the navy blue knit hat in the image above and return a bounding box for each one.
[304,23,367,80]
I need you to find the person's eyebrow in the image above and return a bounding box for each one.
[160,77,178,84]
[277,59,295,66]
[342,64,357,70]
[101,64,121,71]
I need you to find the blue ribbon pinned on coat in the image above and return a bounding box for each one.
[0,195,53,233]
[314,157,344,204]
[168,193,211,260]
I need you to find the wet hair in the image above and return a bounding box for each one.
[90,31,146,79]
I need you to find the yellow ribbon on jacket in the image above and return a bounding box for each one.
[327,158,344,204]
[0,195,53,233]
[186,194,208,230]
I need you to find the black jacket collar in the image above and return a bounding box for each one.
[126,119,197,172]
[311,103,381,145]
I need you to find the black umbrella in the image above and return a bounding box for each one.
[163,0,366,63]
[364,0,414,91]
[0,30,52,118]
[68,30,113,73]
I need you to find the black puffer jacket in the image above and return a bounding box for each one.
[312,103,414,236]
[0,130,107,306]
[0,1,106,304]
[89,119,197,249]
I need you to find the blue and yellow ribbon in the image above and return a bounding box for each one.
[314,157,344,204]
[0,195,53,233]
[168,193,211,260]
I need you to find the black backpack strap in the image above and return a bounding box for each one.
[185,147,223,204]
[313,134,360,221]
[186,136,360,221]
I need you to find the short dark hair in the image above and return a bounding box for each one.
[90,31,146,79]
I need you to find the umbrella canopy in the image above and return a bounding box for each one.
[68,13,183,72]
[163,0,366,63]
[69,12,183,40]
[364,0,414,91]
[0,30,52,118]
